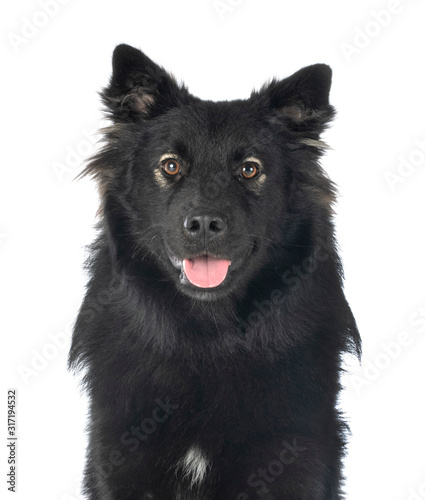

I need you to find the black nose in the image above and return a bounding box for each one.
[183,212,227,244]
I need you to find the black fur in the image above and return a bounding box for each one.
[69,44,361,500]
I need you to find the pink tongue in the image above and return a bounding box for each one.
[183,256,231,288]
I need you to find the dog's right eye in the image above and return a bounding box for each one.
[241,161,259,179]
[161,158,181,176]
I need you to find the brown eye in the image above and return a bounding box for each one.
[241,162,259,179]
[162,158,181,176]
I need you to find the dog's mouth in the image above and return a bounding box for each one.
[168,252,232,289]
[165,238,261,299]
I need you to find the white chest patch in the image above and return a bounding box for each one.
[176,445,209,488]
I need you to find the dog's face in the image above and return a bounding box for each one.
[130,101,286,300]
[88,45,335,301]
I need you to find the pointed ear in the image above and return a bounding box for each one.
[102,44,191,121]
[259,64,335,131]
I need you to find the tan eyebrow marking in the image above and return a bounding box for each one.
[243,156,263,169]
[159,152,179,163]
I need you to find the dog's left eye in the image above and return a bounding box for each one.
[241,162,259,179]
[161,158,181,176]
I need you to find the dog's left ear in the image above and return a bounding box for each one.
[102,44,191,121]
[259,64,335,131]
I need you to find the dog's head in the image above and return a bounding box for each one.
[83,44,335,301]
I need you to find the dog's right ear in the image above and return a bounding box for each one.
[102,44,191,121]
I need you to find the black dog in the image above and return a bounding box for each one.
[69,44,360,500]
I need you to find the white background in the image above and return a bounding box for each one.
[1,0,425,499]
